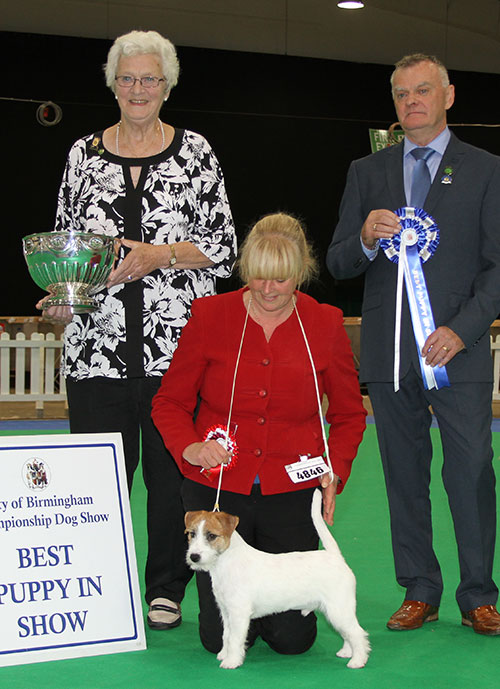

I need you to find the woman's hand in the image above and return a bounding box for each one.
[319,472,340,526]
[182,440,232,470]
[36,297,73,325]
[107,238,168,287]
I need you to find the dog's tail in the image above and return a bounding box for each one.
[311,489,343,557]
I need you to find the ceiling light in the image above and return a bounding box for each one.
[337,1,365,8]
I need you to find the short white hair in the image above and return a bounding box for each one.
[104,30,180,94]
[390,53,450,92]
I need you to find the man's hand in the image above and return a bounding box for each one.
[361,210,401,249]
[422,326,465,367]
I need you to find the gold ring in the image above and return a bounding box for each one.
[127,275,133,281]
[442,346,449,352]
[373,223,377,231]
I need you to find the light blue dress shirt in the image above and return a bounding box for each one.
[361,127,451,260]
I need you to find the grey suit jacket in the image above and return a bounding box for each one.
[327,132,500,384]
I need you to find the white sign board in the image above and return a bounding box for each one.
[0,433,146,667]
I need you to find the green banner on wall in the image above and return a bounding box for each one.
[369,128,405,153]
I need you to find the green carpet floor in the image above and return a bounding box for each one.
[1,423,500,688]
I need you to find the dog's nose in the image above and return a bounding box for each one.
[190,553,201,563]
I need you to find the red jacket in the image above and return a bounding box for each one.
[152,288,366,496]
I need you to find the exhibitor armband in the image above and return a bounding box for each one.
[285,455,330,484]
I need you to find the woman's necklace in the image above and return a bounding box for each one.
[249,294,296,341]
[115,118,165,157]
[250,295,296,324]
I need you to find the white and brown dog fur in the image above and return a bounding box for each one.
[185,489,370,669]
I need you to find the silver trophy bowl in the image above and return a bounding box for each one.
[23,231,116,313]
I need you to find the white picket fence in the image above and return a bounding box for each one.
[1,329,500,408]
[0,332,66,406]
[491,334,500,401]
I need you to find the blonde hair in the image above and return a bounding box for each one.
[238,213,318,287]
[104,30,179,94]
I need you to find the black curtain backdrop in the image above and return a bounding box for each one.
[4,31,500,316]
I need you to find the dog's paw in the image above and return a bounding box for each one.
[219,655,244,669]
[336,642,352,658]
[216,649,227,661]
[346,656,368,669]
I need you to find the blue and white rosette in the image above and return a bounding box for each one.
[380,206,450,392]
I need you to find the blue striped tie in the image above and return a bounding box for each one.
[410,147,433,208]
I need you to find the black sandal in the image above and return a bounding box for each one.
[147,599,182,630]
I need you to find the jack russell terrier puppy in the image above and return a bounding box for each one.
[185,489,370,669]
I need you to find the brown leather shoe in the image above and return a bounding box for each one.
[387,600,439,630]
[461,604,500,636]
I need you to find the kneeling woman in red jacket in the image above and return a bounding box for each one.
[152,212,366,656]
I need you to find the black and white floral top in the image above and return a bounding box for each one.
[56,128,237,380]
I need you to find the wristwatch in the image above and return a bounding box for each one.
[167,244,177,267]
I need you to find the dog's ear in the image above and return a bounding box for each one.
[185,511,196,528]
[219,512,239,535]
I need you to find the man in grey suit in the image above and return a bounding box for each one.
[327,53,500,635]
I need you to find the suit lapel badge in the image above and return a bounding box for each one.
[440,166,453,184]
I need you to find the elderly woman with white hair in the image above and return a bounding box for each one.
[39,30,237,631]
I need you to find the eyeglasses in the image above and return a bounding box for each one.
[115,75,166,89]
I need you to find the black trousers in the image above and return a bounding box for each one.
[66,376,192,604]
[368,366,498,611]
[181,479,319,655]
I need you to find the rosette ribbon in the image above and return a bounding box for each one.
[201,424,239,481]
[380,206,450,392]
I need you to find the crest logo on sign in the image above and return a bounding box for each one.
[22,458,51,491]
